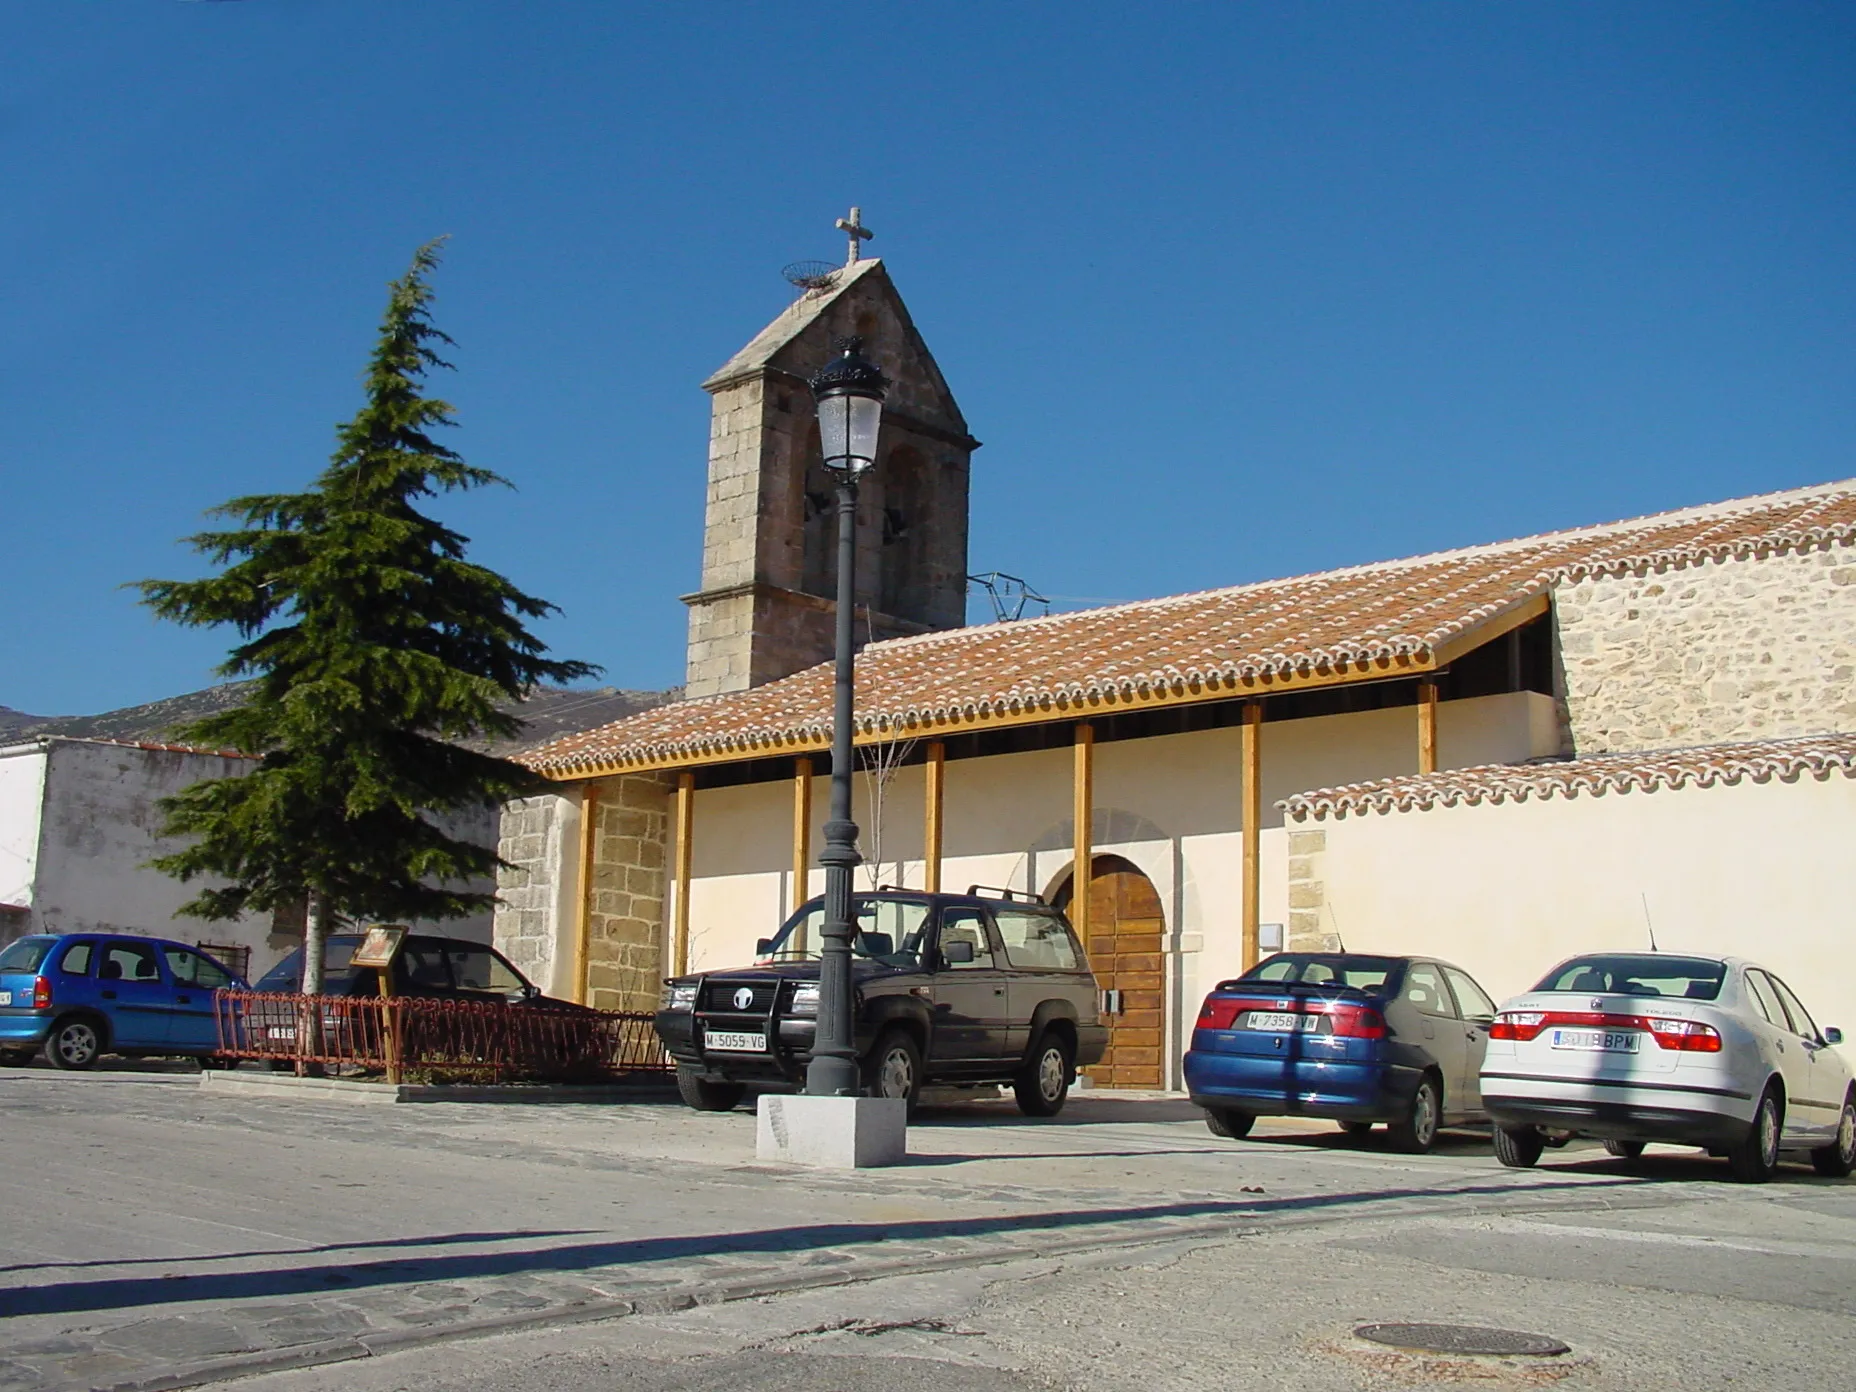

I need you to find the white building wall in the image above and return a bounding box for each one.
[1310,769,1856,1044]
[680,690,1558,1085]
[0,744,50,934]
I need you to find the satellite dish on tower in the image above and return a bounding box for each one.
[783,261,841,295]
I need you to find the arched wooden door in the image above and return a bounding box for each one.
[1054,856,1165,1090]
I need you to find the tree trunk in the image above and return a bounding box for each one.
[298,892,328,1075]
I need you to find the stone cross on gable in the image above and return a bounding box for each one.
[836,206,874,265]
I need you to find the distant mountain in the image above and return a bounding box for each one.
[0,683,676,755]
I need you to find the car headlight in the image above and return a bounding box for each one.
[788,982,819,1014]
[662,982,697,1011]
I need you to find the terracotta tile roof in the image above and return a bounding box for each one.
[525,479,1856,777]
[1282,733,1856,820]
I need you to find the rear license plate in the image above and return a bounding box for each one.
[0,991,11,1006]
[705,1030,767,1053]
[267,1025,297,1041]
[1550,1028,1640,1053]
[1246,1011,1320,1033]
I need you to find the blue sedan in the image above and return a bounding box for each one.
[0,933,248,1070]
[1183,952,1499,1153]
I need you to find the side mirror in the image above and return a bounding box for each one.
[1825,1026,1843,1046]
[755,938,775,956]
[942,940,975,965]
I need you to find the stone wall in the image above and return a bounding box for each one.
[583,773,673,1012]
[492,789,578,996]
[1285,828,1337,952]
[1554,539,1856,754]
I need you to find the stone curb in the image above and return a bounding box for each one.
[36,1183,1669,1392]
[196,1072,679,1105]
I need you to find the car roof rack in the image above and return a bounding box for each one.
[966,884,1046,905]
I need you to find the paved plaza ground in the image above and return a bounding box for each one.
[2,1063,1851,1391]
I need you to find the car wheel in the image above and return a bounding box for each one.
[1388,1074,1442,1154]
[861,1029,924,1115]
[1727,1086,1783,1183]
[1203,1107,1255,1139]
[193,1055,242,1072]
[1603,1139,1646,1161]
[47,1017,104,1071]
[675,1067,746,1113]
[1340,1121,1375,1139]
[1493,1123,1545,1169]
[1013,1031,1074,1117]
[1811,1093,1855,1179]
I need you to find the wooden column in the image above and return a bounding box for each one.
[1071,723,1095,944]
[672,772,695,978]
[572,781,601,1005]
[1418,678,1439,775]
[923,741,945,893]
[790,757,812,914]
[1241,702,1262,971]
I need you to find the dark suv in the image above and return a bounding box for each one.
[655,888,1105,1117]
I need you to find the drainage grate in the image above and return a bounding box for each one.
[1354,1324,1570,1357]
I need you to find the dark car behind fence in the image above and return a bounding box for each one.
[214,991,671,1083]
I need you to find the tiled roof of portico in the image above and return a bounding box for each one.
[524,480,1856,778]
[1280,732,1856,820]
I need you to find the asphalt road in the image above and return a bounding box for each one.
[3,1063,1851,1391]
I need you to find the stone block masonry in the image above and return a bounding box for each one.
[1553,539,1856,755]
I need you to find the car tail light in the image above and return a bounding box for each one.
[1491,1010,1548,1040]
[1324,1002,1387,1038]
[1196,996,1243,1030]
[1645,1017,1723,1052]
[32,976,51,1010]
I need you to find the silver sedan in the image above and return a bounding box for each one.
[1480,952,1855,1182]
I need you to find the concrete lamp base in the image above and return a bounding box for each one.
[756,1094,908,1169]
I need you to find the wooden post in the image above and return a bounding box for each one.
[1072,723,1094,945]
[673,772,695,978]
[573,782,600,1006]
[1241,701,1262,971]
[791,757,812,952]
[923,741,945,893]
[1418,678,1439,775]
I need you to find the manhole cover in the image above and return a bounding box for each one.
[1354,1323,1570,1357]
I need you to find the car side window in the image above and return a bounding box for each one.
[1403,963,1459,1019]
[993,909,1080,971]
[396,943,452,990]
[447,945,525,994]
[1442,967,1497,1021]
[99,941,162,984]
[162,947,234,989]
[936,908,996,971]
[1745,971,1786,1028]
[57,942,93,976]
[1768,975,1822,1042]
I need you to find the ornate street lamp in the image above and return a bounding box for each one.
[804,335,889,1098]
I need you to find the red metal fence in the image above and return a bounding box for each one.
[213,991,670,1083]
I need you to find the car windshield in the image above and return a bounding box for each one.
[1534,954,1726,1001]
[255,937,363,992]
[0,937,55,973]
[1238,954,1400,993]
[760,898,928,969]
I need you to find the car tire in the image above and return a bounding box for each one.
[1493,1123,1545,1169]
[1811,1093,1855,1179]
[46,1016,104,1072]
[1340,1121,1375,1139]
[193,1056,242,1072]
[1203,1107,1255,1139]
[1387,1074,1442,1154]
[861,1029,924,1115]
[1603,1139,1646,1161]
[676,1068,746,1113]
[1013,1031,1074,1117]
[1727,1086,1783,1183]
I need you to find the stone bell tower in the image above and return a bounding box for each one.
[681,243,980,699]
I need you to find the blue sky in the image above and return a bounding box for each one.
[3,2,1852,715]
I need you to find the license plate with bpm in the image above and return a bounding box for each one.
[1550,1028,1640,1052]
[705,1030,768,1053]
[1246,1011,1320,1033]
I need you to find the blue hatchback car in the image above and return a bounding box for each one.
[0,934,249,1070]
[1183,952,1500,1153]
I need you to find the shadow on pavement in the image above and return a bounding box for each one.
[0,1229,596,1277]
[0,1176,1650,1321]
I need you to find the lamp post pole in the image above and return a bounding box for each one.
[804,337,889,1099]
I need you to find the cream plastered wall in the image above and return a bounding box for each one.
[1305,768,1856,1040]
[678,689,1557,1085]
